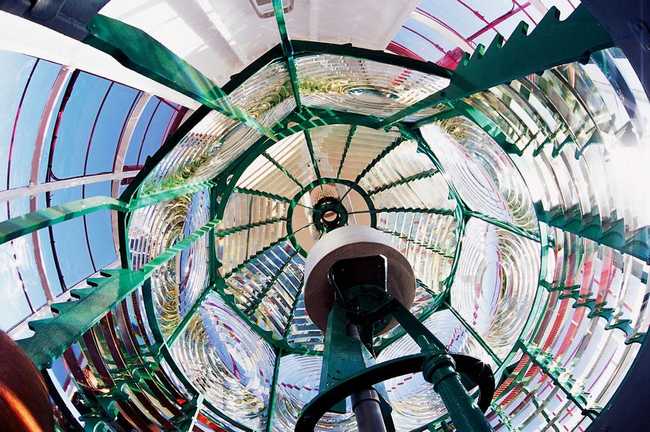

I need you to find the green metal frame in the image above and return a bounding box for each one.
[382,5,614,127]
[3,4,644,430]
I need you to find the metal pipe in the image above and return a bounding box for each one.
[423,354,492,432]
[351,388,387,432]
[347,324,387,432]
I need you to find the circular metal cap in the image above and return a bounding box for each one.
[303,225,416,334]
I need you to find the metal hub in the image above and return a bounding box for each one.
[312,196,349,233]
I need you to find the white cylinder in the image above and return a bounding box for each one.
[303,225,416,333]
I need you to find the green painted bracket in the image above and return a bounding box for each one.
[233,186,291,203]
[518,341,597,418]
[319,304,374,413]
[366,168,438,196]
[131,179,217,207]
[290,40,452,79]
[375,226,454,259]
[303,129,322,180]
[265,348,283,432]
[0,180,214,247]
[84,14,277,141]
[263,152,304,187]
[17,216,220,369]
[374,285,449,352]
[294,107,385,131]
[18,268,146,369]
[548,284,646,345]
[0,196,124,245]
[466,209,541,242]
[384,5,614,126]
[336,125,357,179]
[272,0,301,110]
[215,216,286,238]
[536,202,650,263]
[355,136,405,183]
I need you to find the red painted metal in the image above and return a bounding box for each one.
[467,2,530,42]
[416,7,475,48]
[386,41,425,61]
[29,66,72,301]
[403,25,448,55]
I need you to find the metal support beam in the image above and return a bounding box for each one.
[517,341,597,419]
[446,302,503,367]
[383,5,614,126]
[84,14,278,141]
[272,0,302,110]
[244,249,299,315]
[366,169,439,196]
[336,125,357,179]
[303,129,322,181]
[466,209,540,242]
[215,216,286,238]
[17,215,219,369]
[0,180,216,246]
[264,348,283,432]
[263,152,304,188]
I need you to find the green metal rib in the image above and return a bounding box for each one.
[244,249,299,315]
[375,280,448,351]
[165,282,218,347]
[303,129,322,180]
[542,278,646,345]
[376,226,455,259]
[263,152,304,188]
[85,14,277,141]
[375,207,455,217]
[223,234,293,279]
[271,0,324,185]
[517,341,598,419]
[296,106,384,130]
[336,134,406,203]
[0,196,125,245]
[466,209,541,242]
[0,180,215,246]
[536,204,650,264]
[132,179,217,207]
[354,136,405,183]
[233,187,292,203]
[203,400,255,432]
[215,217,286,238]
[382,5,613,126]
[142,219,220,273]
[272,0,301,110]
[336,125,357,179]
[446,302,503,367]
[366,168,439,196]
[265,347,284,432]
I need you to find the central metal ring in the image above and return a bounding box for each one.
[312,196,349,232]
[286,178,377,257]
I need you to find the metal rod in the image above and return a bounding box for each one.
[348,324,387,432]
[351,388,387,432]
